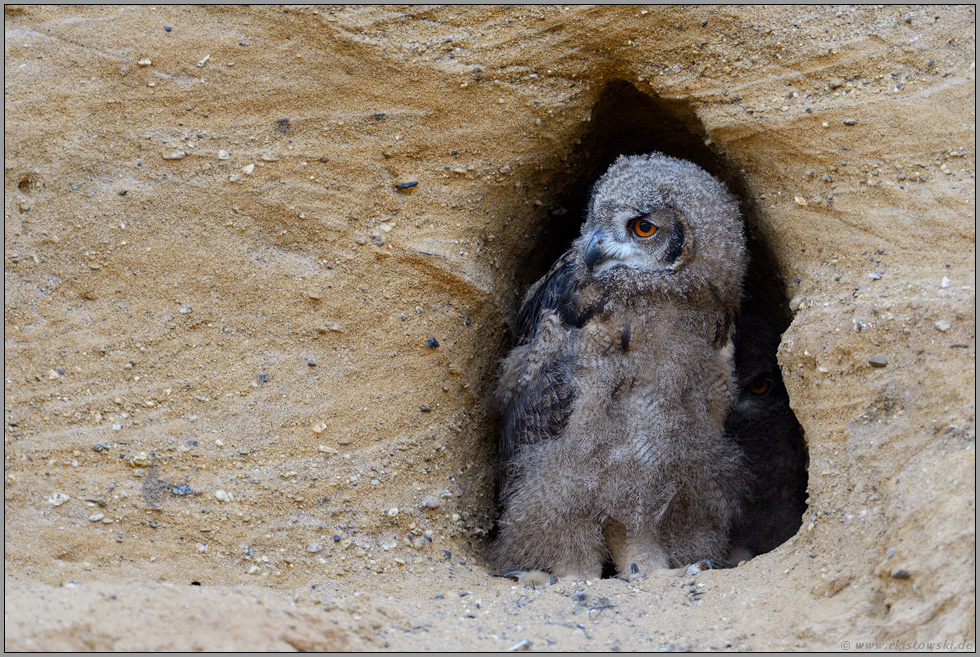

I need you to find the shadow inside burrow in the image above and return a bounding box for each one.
[492,80,809,572]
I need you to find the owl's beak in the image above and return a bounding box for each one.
[585,229,610,272]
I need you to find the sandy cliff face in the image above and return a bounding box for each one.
[5,5,974,651]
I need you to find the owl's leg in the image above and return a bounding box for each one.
[493,511,605,584]
[604,519,701,580]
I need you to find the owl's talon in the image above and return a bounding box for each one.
[500,570,557,587]
[614,562,647,583]
[685,559,714,576]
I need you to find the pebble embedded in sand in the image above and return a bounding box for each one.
[868,355,888,368]
[48,493,70,506]
[215,490,233,502]
[130,452,152,467]
[162,151,186,160]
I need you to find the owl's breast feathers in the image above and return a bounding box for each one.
[495,249,734,487]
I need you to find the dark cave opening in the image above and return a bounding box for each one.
[523,80,810,565]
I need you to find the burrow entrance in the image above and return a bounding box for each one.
[515,80,809,564]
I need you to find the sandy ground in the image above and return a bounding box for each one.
[4,5,975,651]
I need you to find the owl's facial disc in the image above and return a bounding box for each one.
[584,208,683,276]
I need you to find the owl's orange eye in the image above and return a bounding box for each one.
[748,378,771,395]
[630,218,658,238]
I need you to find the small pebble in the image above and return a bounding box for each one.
[48,493,70,507]
[419,405,431,413]
[215,490,233,503]
[843,119,858,125]
[427,338,440,348]
[89,513,105,522]
[396,181,418,190]
[307,543,323,553]
[217,150,231,160]
[387,507,399,517]
[509,639,531,652]
[130,452,152,468]
[868,272,882,280]
[164,25,172,32]
[242,163,254,175]
[172,483,193,496]
[137,58,152,67]
[868,355,888,368]
[162,151,186,160]
[934,320,951,332]
[891,568,910,579]
[423,496,441,510]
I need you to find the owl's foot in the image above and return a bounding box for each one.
[684,559,714,576]
[500,570,558,587]
[614,562,647,583]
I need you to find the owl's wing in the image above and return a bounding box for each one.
[514,249,578,345]
[496,250,579,484]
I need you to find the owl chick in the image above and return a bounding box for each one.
[492,152,748,582]
[726,313,808,561]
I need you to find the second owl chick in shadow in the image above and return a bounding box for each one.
[727,313,809,560]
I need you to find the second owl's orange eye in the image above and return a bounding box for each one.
[631,218,658,238]
[748,378,771,395]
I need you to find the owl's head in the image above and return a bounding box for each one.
[573,153,747,302]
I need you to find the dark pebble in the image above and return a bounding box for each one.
[319,156,329,162]
[843,119,858,126]
[427,337,439,348]
[333,535,341,542]
[258,373,269,383]
[307,359,317,367]
[396,181,418,190]
[185,439,198,446]
[172,483,193,496]
[868,355,888,368]
[275,118,291,133]
[164,25,172,32]
[420,405,431,413]
[93,443,109,452]
[435,594,444,599]
[443,550,451,559]
[891,568,910,579]
[118,189,128,196]
[371,112,386,119]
